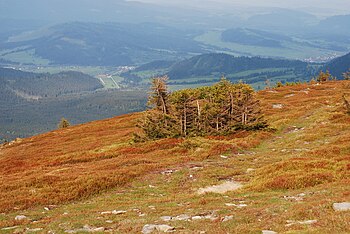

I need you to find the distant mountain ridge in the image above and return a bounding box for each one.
[1,22,204,66]
[166,53,310,80]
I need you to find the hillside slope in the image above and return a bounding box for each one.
[322,52,350,79]
[0,81,349,233]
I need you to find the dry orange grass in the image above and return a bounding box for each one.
[0,81,349,233]
[0,113,269,213]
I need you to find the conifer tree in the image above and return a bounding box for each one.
[58,118,70,129]
[137,77,268,140]
[316,70,334,82]
[148,76,170,114]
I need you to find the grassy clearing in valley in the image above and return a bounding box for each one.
[0,81,349,233]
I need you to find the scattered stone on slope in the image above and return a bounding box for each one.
[221,215,234,222]
[262,230,278,234]
[333,202,350,211]
[272,104,283,109]
[283,193,306,202]
[142,224,175,234]
[197,181,242,195]
[100,210,126,215]
[160,212,218,222]
[65,225,105,233]
[14,215,28,221]
[285,220,317,227]
[284,94,295,98]
[225,203,247,208]
[161,169,177,175]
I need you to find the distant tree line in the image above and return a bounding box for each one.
[136,76,268,141]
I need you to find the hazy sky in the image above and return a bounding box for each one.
[130,0,350,14]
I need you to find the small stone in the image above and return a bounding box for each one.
[225,203,236,207]
[174,214,191,221]
[246,168,255,173]
[220,155,228,159]
[93,227,105,232]
[285,220,317,227]
[160,216,173,222]
[142,224,156,234]
[222,215,234,222]
[112,210,126,215]
[15,215,28,221]
[191,216,202,220]
[101,211,112,215]
[333,202,350,211]
[272,104,283,109]
[284,94,295,98]
[106,220,113,223]
[142,224,175,234]
[161,170,174,175]
[155,224,175,232]
[262,231,278,234]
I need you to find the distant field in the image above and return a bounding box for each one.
[195,31,344,60]
[0,48,50,65]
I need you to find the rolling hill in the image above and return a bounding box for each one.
[0,80,349,233]
[321,52,350,78]
[0,22,204,66]
[122,53,318,90]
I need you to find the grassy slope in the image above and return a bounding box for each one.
[0,81,349,233]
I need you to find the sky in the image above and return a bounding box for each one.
[130,0,350,15]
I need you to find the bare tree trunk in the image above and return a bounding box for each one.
[183,105,187,136]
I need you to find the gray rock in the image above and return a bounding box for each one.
[142,224,175,234]
[333,202,350,211]
[156,225,175,232]
[285,219,317,227]
[222,215,234,222]
[174,214,191,221]
[112,210,126,215]
[142,224,156,234]
[15,215,28,221]
[262,231,278,234]
[160,216,173,222]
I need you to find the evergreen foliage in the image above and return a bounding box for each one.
[137,77,268,140]
[316,70,335,82]
[58,118,71,129]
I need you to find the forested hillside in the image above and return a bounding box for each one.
[0,67,147,141]
[321,52,350,79]
[0,67,103,99]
